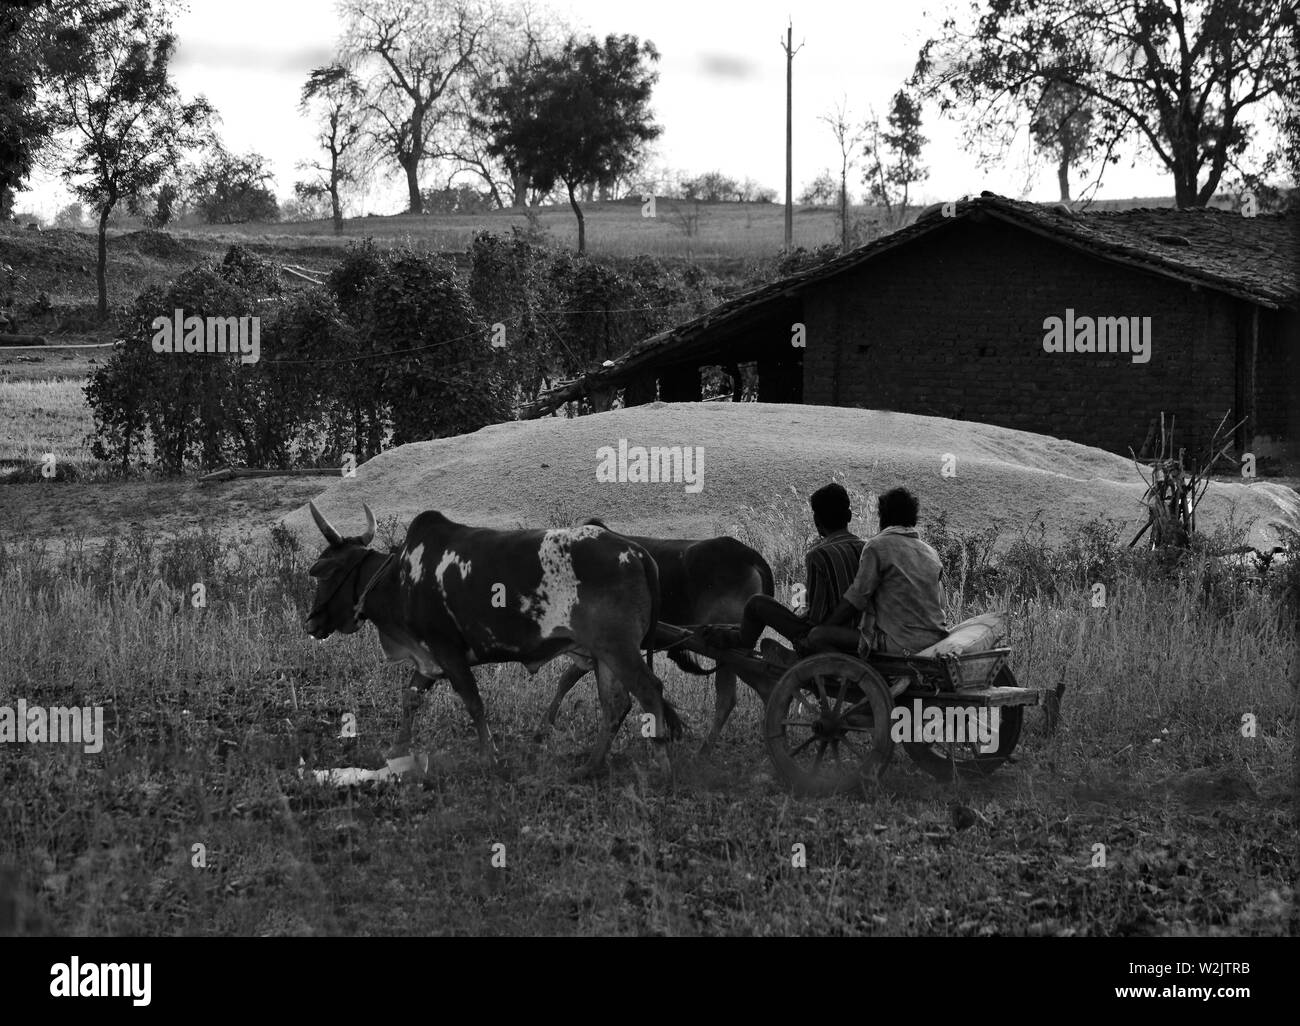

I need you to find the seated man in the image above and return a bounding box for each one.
[808,487,950,657]
[708,483,863,654]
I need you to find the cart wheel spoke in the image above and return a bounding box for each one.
[765,654,897,794]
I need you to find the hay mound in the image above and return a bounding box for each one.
[283,402,1299,552]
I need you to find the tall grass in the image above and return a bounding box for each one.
[0,514,1293,936]
[0,377,95,466]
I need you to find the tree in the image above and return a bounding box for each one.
[798,171,839,206]
[190,147,280,224]
[340,0,487,215]
[1030,79,1099,202]
[682,170,738,202]
[821,98,862,250]
[298,65,366,233]
[863,89,928,229]
[54,201,85,228]
[456,0,571,208]
[421,182,493,212]
[44,0,213,318]
[912,0,1300,208]
[149,181,179,228]
[284,187,333,222]
[479,33,662,253]
[0,0,53,219]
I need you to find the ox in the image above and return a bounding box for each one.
[540,517,774,749]
[304,503,682,778]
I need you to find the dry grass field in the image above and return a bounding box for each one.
[1,371,1296,935]
[0,493,1294,936]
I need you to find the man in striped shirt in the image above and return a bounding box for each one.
[708,483,864,654]
[809,487,949,657]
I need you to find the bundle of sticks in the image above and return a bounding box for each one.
[1128,411,1244,549]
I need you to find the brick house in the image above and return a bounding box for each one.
[522,194,1299,459]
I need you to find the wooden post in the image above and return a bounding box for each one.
[780,22,803,253]
[1247,306,1258,452]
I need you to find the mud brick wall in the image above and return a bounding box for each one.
[1254,308,1298,448]
[798,218,1245,456]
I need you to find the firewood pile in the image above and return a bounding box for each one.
[1128,411,1244,550]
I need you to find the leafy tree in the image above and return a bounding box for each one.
[799,171,839,207]
[682,170,739,202]
[44,0,213,318]
[339,0,487,214]
[863,89,928,229]
[343,248,508,444]
[912,0,1300,207]
[0,0,52,219]
[54,201,85,229]
[190,147,280,224]
[1030,79,1100,202]
[146,181,180,227]
[456,1,571,208]
[479,33,662,253]
[284,188,333,222]
[297,65,366,234]
[422,182,493,213]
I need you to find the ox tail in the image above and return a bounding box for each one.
[658,692,684,741]
[636,546,682,740]
[667,649,713,676]
[639,544,660,673]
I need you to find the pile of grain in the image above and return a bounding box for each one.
[284,402,1299,552]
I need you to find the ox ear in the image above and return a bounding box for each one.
[309,501,342,545]
[360,503,377,546]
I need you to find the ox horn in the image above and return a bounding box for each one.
[308,501,342,545]
[360,503,376,546]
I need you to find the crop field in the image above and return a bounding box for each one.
[1,353,1296,937]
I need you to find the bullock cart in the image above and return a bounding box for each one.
[655,623,1046,795]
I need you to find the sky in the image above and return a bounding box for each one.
[17,0,1275,218]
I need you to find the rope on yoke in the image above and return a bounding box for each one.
[354,552,397,623]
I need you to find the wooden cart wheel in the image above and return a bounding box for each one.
[764,653,894,795]
[902,666,1025,781]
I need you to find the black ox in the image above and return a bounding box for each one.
[540,517,774,749]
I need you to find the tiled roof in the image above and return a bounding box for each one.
[521,194,1298,418]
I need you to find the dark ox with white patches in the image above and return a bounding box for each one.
[304,503,682,778]
[541,518,775,748]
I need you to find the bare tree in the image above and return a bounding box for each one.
[298,64,367,232]
[821,97,862,251]
[339,0,489,214]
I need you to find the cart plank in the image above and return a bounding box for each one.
[898,685,1043,707]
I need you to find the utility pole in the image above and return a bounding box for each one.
[781,20,803,253]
